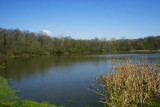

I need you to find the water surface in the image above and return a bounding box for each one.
[0,54,160,107]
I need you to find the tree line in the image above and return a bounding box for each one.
[0,27,160,56]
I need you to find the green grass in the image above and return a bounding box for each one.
[0,63,6,69]
[0,76,19,104]
[1,100,63,107]
[0,66,5,69]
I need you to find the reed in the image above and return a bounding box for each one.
[93,59,160,107]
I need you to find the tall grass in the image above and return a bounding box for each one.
[92,59,160,107]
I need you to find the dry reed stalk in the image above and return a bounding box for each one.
[93,59,160,107]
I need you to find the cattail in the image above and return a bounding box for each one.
[93,59,160,107]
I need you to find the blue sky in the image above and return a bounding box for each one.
[1,0,160,40]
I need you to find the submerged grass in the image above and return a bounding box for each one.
[91,59,160,107]
[1,100,60,107]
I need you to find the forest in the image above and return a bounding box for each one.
[0,27,160,56]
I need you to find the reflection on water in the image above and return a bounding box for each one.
[0,54,160,107]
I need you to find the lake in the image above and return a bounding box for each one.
[0,54,160,107]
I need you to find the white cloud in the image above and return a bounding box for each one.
[46,25,51,28]
[41,30,53,35]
